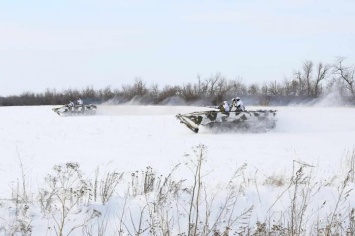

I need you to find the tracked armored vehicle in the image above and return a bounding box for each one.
[176,108,277,133]
[52,104,97,116]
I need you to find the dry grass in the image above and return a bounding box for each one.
[1,146,355,235]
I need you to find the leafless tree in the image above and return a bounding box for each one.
[333,57,355,96]
[158,85,181,102]
[81,86,97,99]
[248,83,260,96]
[214,77,233,102]
[99,86,114,100]
[314,62,330,97]
[268,80,279,96]
[181,83,199,101]
[282,78,297,96]
[133,77,148,96]
[230,77,247,96]
[294,70,306,96]
[206,73,222,96]
[302,60,314,96]
[149,83,159,101]
[261,82,269,96]
[196,74,208,96]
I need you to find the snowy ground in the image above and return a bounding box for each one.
[1,105,354,189]
[0,104,355,234]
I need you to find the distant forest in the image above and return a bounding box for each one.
[1,58,355,106]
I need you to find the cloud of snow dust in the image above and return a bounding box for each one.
[98,95,216,107]
[309,85,347,107]
[157,96,186,105]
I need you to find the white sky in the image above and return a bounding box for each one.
[0,0,355,96]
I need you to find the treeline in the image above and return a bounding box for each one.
[1,58,354,106]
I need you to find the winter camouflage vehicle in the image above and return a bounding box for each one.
[176,108,277,133]
[52,103,97,116]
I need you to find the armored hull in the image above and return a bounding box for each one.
[176,109,277,133]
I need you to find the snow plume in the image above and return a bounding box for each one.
[311,85,347,107]
[158,96,186,105]
[100,95,212,107]
[100,95,129,105]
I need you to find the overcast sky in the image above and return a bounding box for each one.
[1,0,354,96]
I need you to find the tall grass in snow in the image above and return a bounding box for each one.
[0,145,354,235]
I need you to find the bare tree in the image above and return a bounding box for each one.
[261,82,269,96]
[282,77,298,96]
[149,83,159,101]
[120,78,148,100]
[314,62,330,97]
[302,60,314,96]
[196,74,207,96]
[206,73,222,96]
[81,86,97,100]
[214,77,233,103]
[268,80,279,96]
[159,85,181,102]
[248,83,260,96]
[181,83,199,101]
[99,86,114,101]
[230,77,247,96]
[333,57,355,96]
[133,77,148,96]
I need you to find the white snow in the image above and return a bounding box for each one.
[0,104,354,235]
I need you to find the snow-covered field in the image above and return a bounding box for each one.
[0,104,355,235]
